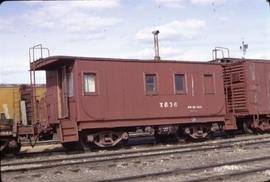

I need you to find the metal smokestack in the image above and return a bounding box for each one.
[152,30,160,61]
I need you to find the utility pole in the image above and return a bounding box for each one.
[240,41,248,59]
[152,30,160,61]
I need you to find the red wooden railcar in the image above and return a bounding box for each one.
[31,56,227,148]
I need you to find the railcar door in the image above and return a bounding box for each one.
[57,66,69,118]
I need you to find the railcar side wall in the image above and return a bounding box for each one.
[74,60,226,129]
[223,60,270,116]
[245,61,270,115]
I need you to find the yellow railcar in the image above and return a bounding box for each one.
[0,84,46,123]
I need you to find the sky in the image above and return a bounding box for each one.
[0,0,269,84]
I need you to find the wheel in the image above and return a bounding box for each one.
[175,133,186,143]
[79,132,92,151]
[184,125,210,140]
[174,128,186,142]
[243,121,254,134]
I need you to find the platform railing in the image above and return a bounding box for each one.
[212,47,230,60]
[28,44,50,130]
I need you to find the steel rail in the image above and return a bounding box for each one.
[95,155,270,182]
[3,134,270,167]
[21,140,60,146]
[7,133,270,160]
[185,166,270,182]
[1,136,270,173]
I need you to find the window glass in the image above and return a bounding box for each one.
[67,72,73,97]
[204,73,215,94]
[175,74,185,93]
[84,73,96,93]
[145,74,157,94]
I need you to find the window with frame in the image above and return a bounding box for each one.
[84,73,96,94]
[204,73,215,94]
[174,74,186,94]
[145,74,157,95]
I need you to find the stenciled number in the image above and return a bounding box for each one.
[160,101,178,108]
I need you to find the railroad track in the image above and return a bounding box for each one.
[4,133,265,160]
[1,134,270,173]
[95,155,270,182]
[3,133,268,160]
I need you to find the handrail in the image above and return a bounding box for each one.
[29,44,50,63]
[28,44,50,127]
[212,47,230,60]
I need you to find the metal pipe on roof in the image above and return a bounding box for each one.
[152,30,160,61]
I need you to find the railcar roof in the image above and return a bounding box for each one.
[30,55,220,70]
[0,84,46,88]
[212,58,270,64]
[30,55,270,70]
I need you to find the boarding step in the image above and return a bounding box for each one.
[59,120,79,142]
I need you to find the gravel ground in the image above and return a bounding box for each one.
[2,140,270,182]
